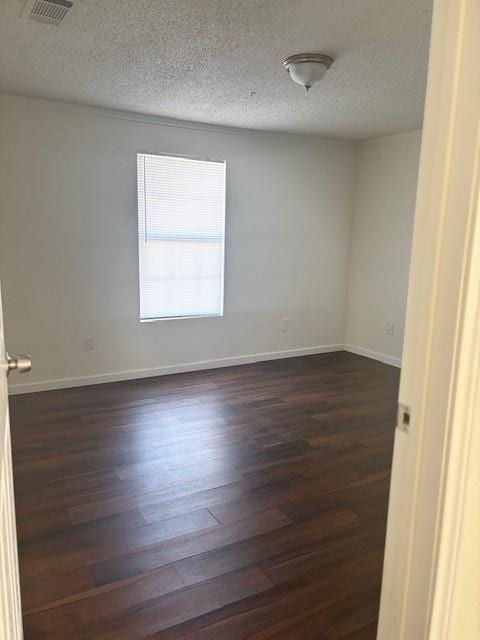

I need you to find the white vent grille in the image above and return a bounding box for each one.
[28,0,73,25]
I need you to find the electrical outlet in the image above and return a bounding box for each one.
[281,318,289,333]
[84,335,95,351]
[386,323,394,336]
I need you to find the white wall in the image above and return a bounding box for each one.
[345,130,422,366]
[0,95,355,391]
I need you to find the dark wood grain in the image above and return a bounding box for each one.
[10,351,399,639]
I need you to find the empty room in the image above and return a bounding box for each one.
[4,1,478,639]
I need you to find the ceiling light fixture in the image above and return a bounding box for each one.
[283,53,334,92]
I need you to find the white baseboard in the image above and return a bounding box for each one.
[344,344,402,368]
[8,344,344,395]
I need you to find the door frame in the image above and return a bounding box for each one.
[377,0,480,638]
[0,284,23,640]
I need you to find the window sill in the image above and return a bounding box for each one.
[140,313,224,323]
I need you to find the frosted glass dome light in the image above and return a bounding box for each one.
[283,53,334,92]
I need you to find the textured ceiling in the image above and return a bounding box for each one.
[0,0,433,139]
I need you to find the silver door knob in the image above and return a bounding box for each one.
[6,353,32,376]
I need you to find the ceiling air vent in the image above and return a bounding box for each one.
[26,0,73,25]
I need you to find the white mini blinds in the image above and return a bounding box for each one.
[137,153,226,321]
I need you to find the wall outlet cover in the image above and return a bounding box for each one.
[84,335,95,351]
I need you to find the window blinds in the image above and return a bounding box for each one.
[137,153,226,320]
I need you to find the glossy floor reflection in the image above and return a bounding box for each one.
[10,352,399,639]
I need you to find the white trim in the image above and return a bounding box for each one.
[7,344,343,395]
[429,164,480,638]
[377,0,480,637]
[344,344,402,368]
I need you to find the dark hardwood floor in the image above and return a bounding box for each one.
[9,351,399,640]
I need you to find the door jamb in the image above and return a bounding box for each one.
[377,0,480,637]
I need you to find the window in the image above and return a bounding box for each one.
[137,153,226,321]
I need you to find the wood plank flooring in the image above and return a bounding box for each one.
[9,352,399,639]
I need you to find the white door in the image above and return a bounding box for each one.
[377,0,480,637]
[0,283,28,639]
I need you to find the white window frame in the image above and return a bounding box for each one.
[137,151,226,322]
